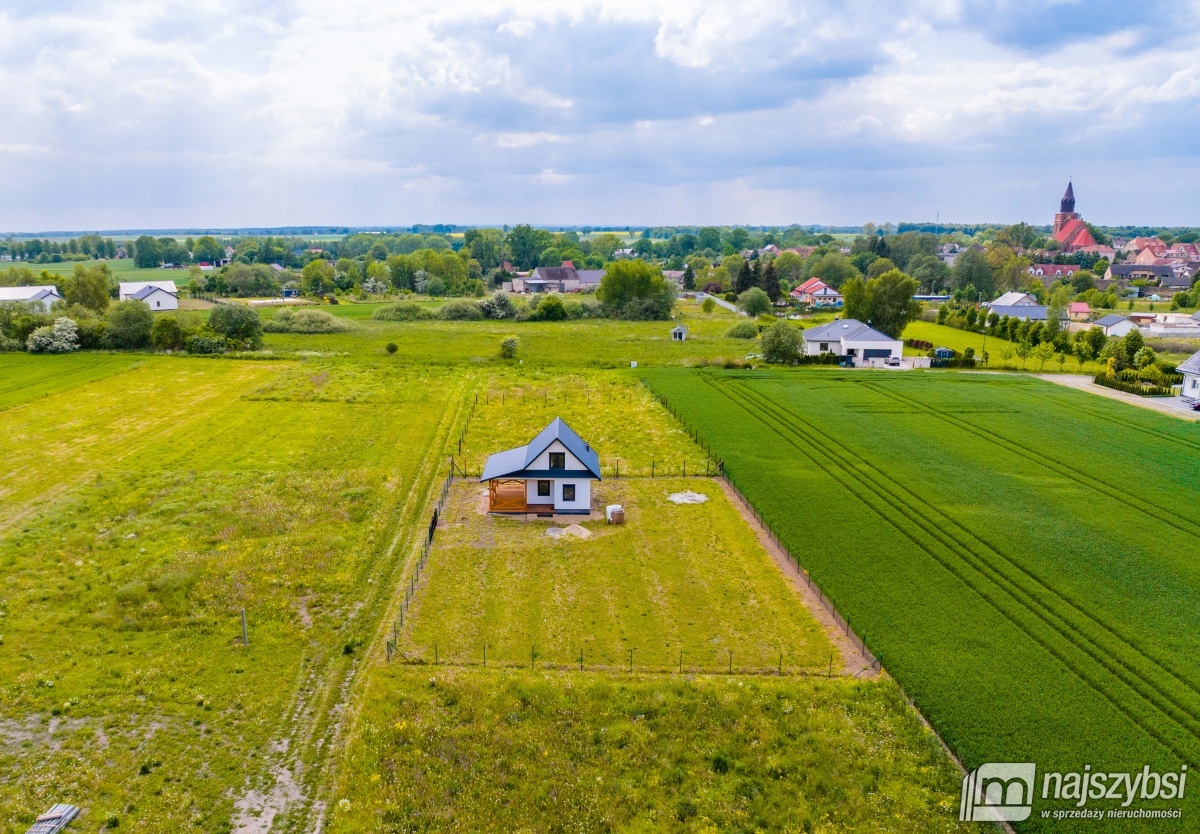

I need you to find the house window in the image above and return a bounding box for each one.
[548,452,566,470]
[1190,379,1198,391]
[537,480,551,497]
[819,342,828,352]
[562,483,576,502]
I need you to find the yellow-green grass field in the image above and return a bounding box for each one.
[2,258,172,285]
[398,479,832,672]
[0,356,467,832]
[329,670,968,834]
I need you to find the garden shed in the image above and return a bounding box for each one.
[480,417,601,515]
[671,325,688,341]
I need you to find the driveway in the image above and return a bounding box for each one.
[1034,374,1200,422]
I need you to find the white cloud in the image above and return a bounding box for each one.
[0,0,1197,228]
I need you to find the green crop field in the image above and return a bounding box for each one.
[0,357,469,832]
[642,367,1200,831]
[397,479,832,672]
[3,258,176,285]
[0,353,142,412]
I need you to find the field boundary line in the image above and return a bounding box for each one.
[296,375,476,834]
[692,374,1200,764]
[716,478,876,677]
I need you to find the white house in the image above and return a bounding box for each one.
[988,291,1038,307]
[0,285,64,311]
[119,281,179,311]
[480,418,601,515]
[1180,351,1200,407]
[801,319,902,362]
[1094,314,1138,338]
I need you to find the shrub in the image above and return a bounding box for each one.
[0,300,52,343]
[185,332,229,354]
[426,276,447,297]
[385,342,398,354]
[480,291,517,320]
[209,304,263,349]
[739,287,772,316]
[104,300,154,349]
[372,302,434,322]
[702,297,716,314]
[151,316,186,350]
[26,317,80,353]
[0,334,20,352]
[499,336,520,359]
[724,292,737,303]
[725,321,759,339]
[263,307,351,334]
[63,304,108,349]
[529,294,567,322]
[437,299,483,321]
[596,260,675,320]
[760,321,800,363]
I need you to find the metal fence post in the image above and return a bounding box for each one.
[241,609,248,646]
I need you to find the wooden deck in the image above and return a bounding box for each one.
[488,479,528,513]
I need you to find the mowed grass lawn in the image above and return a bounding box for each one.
[400,479,833,672]
[0,352,143,412]
[644,368,1200,831]
[0,356,465,832]
[330,669,968,834]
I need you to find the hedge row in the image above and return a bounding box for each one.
[1093,373,1176,397]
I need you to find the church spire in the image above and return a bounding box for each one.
[1060,181,1076,214]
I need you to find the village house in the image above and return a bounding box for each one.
[1105,264,1175,286]
[1094,314,1138,338]
[988,291,1038,307]
[480,418,601,515]
[0,285,64,311]
[1027,263,1081,288]
[1179,351,1200,407]
[801,319,902,362]
[1067,302,1091,321]
[789,277,843,307]
[118,280,179,311]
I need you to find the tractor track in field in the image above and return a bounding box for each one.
[859,381,1200,537]
[231,376,475,834]
[727,379,1200,733]
[693,374,1200,765]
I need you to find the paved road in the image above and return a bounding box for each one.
[694,292,748,316]
[1035,374,1200,422]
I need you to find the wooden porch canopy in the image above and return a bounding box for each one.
[488,479,527,513]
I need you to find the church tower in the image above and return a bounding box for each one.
[1053,181,1079,236]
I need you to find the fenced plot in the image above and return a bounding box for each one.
[395,478,834,674]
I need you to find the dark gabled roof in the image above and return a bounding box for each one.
[801,319,897,343]
[129,284,177,300]
[1095,314,1129,327]
[480,417,601,482]
[576,269,606,285]
[1179,351,1200,376]
[1109,264,1174,277]
[529,266,578,283]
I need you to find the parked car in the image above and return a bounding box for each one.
[885,356,901,367]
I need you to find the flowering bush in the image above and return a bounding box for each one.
[26,317,80,353]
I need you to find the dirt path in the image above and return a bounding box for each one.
[718,480,878,678]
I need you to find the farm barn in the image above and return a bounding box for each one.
[481,417,601,514]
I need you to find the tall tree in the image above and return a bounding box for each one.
[133,236,162,268]
[841,269,920,338]
[682,262,696,291]
[63,263,112,312]
[734,259,755,294]
[760,260,781,302]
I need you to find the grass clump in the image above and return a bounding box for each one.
[371,302,434,322]
[263,307,352,334]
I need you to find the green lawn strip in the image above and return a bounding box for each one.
[328,668,969,833]
[640,369,1190,831]
[0,362,460,832]
[401,478,832,673]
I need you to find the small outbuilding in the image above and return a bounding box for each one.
[671,325,688,341]
[480,418,601,515]
[1179,351,1200,407]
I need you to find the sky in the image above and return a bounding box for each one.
[1,0,1198,231]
